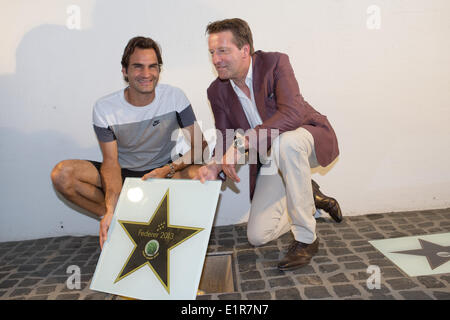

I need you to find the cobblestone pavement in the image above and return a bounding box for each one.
[1,209,449,300]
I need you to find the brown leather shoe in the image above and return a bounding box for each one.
[312,179,343,223]
[278,238,319,271]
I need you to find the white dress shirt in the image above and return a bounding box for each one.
[230,59,263,129]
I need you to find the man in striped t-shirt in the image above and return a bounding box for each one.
[51,37,207,248]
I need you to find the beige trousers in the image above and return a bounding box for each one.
[247,127,319,246]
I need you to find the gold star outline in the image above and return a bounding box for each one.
[114,189,203,294]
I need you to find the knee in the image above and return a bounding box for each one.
[277,130,311,159]
[279,131,308,152]
[51,161,75,193]
[247,226,268,247]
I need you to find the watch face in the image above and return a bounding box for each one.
[234,137,244,148]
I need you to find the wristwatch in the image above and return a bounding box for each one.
[233,136,246,154]
[166,163,176,178]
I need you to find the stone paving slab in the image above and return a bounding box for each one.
[0,209,449,300]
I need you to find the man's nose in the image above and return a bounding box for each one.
[142,67,152,77]
[211,53,221,65]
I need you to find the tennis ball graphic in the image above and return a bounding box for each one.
[145,239,159,257]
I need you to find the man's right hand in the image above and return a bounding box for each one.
[194,163,221,183]
[99,212,114,249]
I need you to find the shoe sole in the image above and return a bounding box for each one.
[277,259,312,271]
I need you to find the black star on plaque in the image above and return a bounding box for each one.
[392,239,450,270]
[115,189,203,293]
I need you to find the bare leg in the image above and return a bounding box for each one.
[51,160,106,217]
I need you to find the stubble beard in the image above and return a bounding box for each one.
[132,77,158,95]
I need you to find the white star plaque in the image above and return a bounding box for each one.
[90,178,221,300]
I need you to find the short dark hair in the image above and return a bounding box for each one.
[206,18,254,55]
[121,36,163,82]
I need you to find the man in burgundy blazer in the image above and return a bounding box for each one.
[196,18,340,270]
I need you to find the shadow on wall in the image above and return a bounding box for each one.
[0,126,100,241]
[312,157,339,176]
[0,0,254,241]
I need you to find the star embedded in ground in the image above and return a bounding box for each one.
[391,238,450,270]
[115,189,203,293]
[369,233,450,277]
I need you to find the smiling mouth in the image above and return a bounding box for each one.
[138,79,153,85]
[215,65,227,71]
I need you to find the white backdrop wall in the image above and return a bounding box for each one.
[1,0,449,242]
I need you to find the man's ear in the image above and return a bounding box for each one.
[242,44,251,58]
[122,67,128,82]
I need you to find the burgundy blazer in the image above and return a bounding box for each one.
[207,51,339,199]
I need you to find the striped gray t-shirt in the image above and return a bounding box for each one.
[92,84,196,171]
